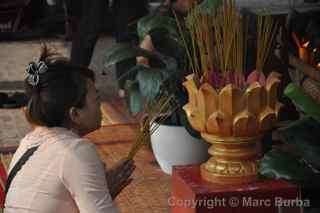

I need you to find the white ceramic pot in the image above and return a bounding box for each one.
[150,123,209,175]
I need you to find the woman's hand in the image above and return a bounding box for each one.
[106,159,135,200]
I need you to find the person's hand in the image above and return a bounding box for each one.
[106,158,135,200]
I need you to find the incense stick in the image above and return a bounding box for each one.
[173,9,201,83]
[256,15,278,73]
[127,95,176,160]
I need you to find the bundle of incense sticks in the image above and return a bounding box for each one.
[256,15,278,73]
[175,0,278,89]
[127,95,176,160]
[176,0,247,84]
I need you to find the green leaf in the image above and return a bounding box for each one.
[279,117,320,169]
[104,43,163,68]
[149,29,186,67]
[284,83,320,122]
[259,148,319,187]
[260,130,273,155]
[186,0,222,27]
[117,64,148,82]
[194,0,223,15]
[125,81,144,113]
[127,21,138,37]
[136,68,164,101]
[137,15,178,40]
[158,67,177,84]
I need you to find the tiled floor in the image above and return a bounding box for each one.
[0,35,118,147]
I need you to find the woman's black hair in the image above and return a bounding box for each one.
[25,45,95,127]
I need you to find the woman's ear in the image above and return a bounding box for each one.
[69,107,81,125]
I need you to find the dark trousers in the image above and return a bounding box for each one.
[69,0,108,67]
[112,0,148,89]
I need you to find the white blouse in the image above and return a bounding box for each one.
[4,127,118,213]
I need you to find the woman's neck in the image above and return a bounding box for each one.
[70,128,86,137]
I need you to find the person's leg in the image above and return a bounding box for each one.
[70,0,108,67]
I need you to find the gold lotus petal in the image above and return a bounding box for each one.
[259,107,276,131]
[218,84,244,136]
[196,90,206,127]
[219,84,245,119]
[199,83,218,119]
[206,111,232,136]
[233,111,259,136]
[185,73,194,81]
[275,102,283,118]
[183,79,197,109]
[206,111,223,134]
[266,72,281,85]
[266,76,281,110]
[246,82,266,116]
[183,104,206,132]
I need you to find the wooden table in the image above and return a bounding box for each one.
[171,165,301,213]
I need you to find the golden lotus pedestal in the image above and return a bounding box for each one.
[183,73,282,185]
[200,133,259,184]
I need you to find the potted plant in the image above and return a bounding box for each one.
[259,83,320,210]
[104,0,220,174]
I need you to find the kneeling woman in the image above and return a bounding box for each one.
[4,47,135,213]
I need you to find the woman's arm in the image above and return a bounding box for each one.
[105,159,135,200]
[61,141,118,213]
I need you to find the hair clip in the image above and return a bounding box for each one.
[26,61,48,86]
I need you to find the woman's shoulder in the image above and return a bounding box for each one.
[64,138,100,163]
[67,138,96,153]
